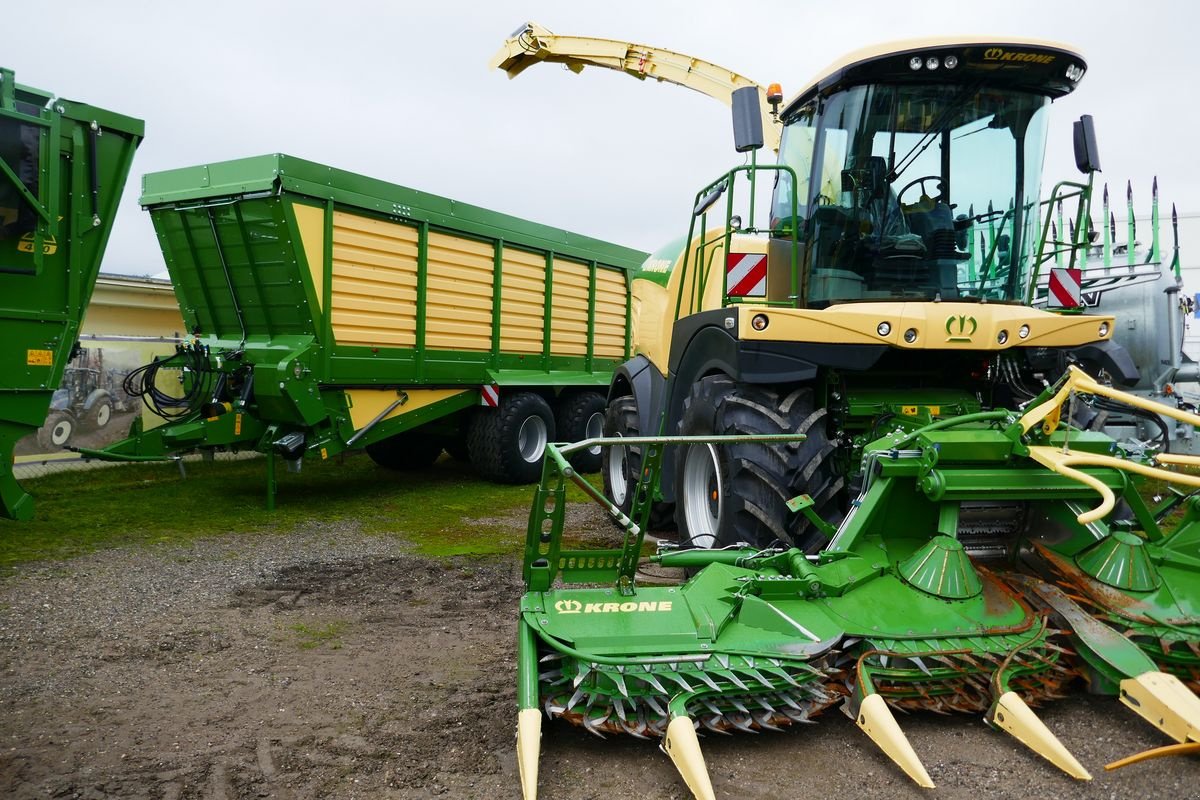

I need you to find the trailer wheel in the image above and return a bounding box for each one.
[675,376,843,551]
[365,431,444,470]
[38,412,75,450]
[555,391,607,473]
[601,396,675,532]
[467,392,555,484]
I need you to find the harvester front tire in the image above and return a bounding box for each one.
[467,392,555,484]
[674,376,842,551]
[555,391,606,473]
[365,431,444,471]
[601,396,675,532]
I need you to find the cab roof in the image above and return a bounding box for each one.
[782,36,1087,117]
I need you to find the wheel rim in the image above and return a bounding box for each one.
[95,404,111,427]
[518,415,548,463]
[50,420,72,446]
[607,433,629,507]
[681,443,721,548]
[584,410,605,456]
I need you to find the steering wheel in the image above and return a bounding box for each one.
[897,174,943,206]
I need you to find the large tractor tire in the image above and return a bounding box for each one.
[467,391,555,484]
[38,412,75,450]
[674,375,843,551]
[365,430,444,470]
[554,391,607,473]
[601,396,675,532]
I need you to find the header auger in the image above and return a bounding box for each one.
[494,25,1200,799]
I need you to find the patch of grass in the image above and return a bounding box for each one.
[0,453,544,568]
[287,620,348,650]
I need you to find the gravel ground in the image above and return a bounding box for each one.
[1,507,1197,799]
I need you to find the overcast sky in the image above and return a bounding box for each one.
[9,0,1196,276]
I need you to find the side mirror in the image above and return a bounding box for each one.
[1073,114,1101,174]
[693,181,727,217]
[731,86,764,153]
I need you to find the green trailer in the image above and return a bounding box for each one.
[0,68,143,520]
[93,154,646,504]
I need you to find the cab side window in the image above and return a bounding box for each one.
[770,103,817,234]
[0,115,41,240]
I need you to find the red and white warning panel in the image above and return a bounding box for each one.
[725,253,767,298]
[480,384,500,407]
[1048,267,1082,309]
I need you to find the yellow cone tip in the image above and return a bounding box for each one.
[856,694,935,788]
[993,691,1092,780]
[517,708,541,800]
[1119,671,1200,744]
[663,716,717,800]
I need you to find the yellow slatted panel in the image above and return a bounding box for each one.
[594,267,628,358]
[550,258,591,356]
[330,211,419,347]
[501,247,546,354]
[426,231,495,351]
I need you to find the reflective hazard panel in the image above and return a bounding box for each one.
[1048,267,1082,309]
[725,253,767,297]
[481,384,500,407]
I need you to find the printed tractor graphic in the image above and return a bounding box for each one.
[36,348,137,450]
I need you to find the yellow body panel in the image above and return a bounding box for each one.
[345,388,470,430]
[736,302,1114,350]
[594,266,629,359]
[501,247,547,354]
[292,203,326,311]
[330,211,419,347]
[550,259,591,356]
[632,231,765,374]
[426,232,494,351]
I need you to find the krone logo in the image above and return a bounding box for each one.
[945,314,978,342]
[982,48,1055,64]
[553,598,674,614]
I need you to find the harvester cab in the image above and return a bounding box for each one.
[494,29,1200,800]
[754,40,1089,309]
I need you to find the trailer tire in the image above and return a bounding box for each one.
[365,431,444,471]
[601,396,676,532]
[674,375,843,551]
[38,412,75,450]
[467,392,555,484]
[555,391,607,473]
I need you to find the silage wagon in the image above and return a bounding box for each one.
[92,155,645,504]
[0,67,143,520]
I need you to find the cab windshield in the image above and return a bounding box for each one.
[772,82,1050,306]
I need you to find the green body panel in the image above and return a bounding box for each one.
[99,154,646,465]
[0,68,143,520]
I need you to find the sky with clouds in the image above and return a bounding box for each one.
[9,0,1195,275]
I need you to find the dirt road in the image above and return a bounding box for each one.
[1,514,1196,799]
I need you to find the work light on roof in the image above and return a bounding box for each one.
[925,56,940,71]
[909,56,923,71]
[944,55,959,69]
